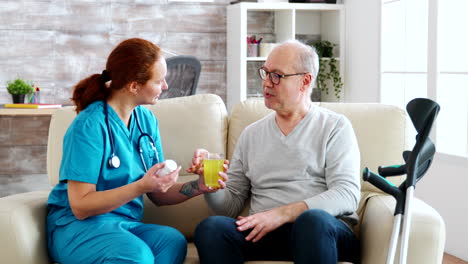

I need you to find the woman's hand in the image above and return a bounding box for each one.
[138,162,181,194]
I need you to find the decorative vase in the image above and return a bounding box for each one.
[11,94,25,104]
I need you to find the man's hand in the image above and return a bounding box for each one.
[197,167,229,193]
[235,201,308,243]
[187,148,230,192]
[235,208,287,243]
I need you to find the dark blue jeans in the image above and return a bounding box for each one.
[194,209,360,264]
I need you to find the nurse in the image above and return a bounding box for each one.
[46,38,227,264]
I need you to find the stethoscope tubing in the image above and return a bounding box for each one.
[104,101,159,171]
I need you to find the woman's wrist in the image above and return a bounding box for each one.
[135,179,149,194]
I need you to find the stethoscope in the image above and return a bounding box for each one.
[104,102,159,172]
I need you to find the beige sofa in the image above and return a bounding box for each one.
[0,94,445,264]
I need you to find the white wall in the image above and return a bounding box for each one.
[345,0,468,261]
[417,153,468,260]
[345,0,381,103]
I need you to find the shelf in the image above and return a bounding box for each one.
[320,57,341,60]
[234,2,344,11]
[247,57,267,61]
[227,2,345,109]
[0,108,59,116]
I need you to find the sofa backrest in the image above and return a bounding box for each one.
[47,94,228,186]
[145,94,228,176]
[46,94,410,238]
[228,98,410,193]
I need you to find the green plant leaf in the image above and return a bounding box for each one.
[6,78,34,95]
[311,41,343,101]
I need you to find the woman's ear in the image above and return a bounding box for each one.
[128,81,139,96]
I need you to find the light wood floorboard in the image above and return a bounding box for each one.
[444,253,468,264]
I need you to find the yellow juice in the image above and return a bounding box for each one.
[203,159,224,187]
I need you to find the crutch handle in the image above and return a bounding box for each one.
[363,167,400,197]
[378,164,406,177]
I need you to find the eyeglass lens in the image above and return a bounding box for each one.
[259,68,280,84]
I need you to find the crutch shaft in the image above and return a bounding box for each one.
[387,214,402,264]
[399,186,415,264]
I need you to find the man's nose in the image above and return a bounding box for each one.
[263,73,273,87]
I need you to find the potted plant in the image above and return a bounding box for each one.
[6,78,34,103]
[311,40,343,102]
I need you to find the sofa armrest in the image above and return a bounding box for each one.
[360,195,445,264]
[0,190,51,264]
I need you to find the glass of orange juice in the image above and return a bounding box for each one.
[203,153,224,188]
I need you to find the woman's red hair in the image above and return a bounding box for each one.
[71,38,161,113]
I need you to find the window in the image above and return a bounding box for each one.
[381,0,468,157]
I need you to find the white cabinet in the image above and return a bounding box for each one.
[226,2,345,110]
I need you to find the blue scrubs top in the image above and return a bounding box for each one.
[47,101,164,227]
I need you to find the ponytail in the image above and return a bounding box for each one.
[71,73,110,113]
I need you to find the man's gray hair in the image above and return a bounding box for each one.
[280,40,319,93]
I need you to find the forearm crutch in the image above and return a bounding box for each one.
[362,98,440,264]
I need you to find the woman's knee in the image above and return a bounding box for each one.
[170,227,188,253]
[141,225,187,264]
[157,226,187,253]
[104,241,155,264]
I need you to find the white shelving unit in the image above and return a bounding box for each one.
[226,2,345,110]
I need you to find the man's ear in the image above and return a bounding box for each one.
[301,73,312,92]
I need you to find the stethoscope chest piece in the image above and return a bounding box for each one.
[108,154,121,169]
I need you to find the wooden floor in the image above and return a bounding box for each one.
[444,253,468,264]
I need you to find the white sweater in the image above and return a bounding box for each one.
[206,105,361,224]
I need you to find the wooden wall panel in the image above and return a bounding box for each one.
[0,173,51,198]
[0,116,51,146]
[0,115,51,175]
[0,30,56,59]
[247,11,274,34]
[0,0,235,183]
[0,145,48,175]
[111,4,226,33]
[0,0,229,105]
[0,2,112,33]
[161,32,226,60]
[197,60,226,101]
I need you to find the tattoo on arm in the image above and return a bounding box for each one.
[179,180,200,197]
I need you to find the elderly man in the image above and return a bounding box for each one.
[193,40,361,264]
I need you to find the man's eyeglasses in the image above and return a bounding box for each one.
[257,67,308,85]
